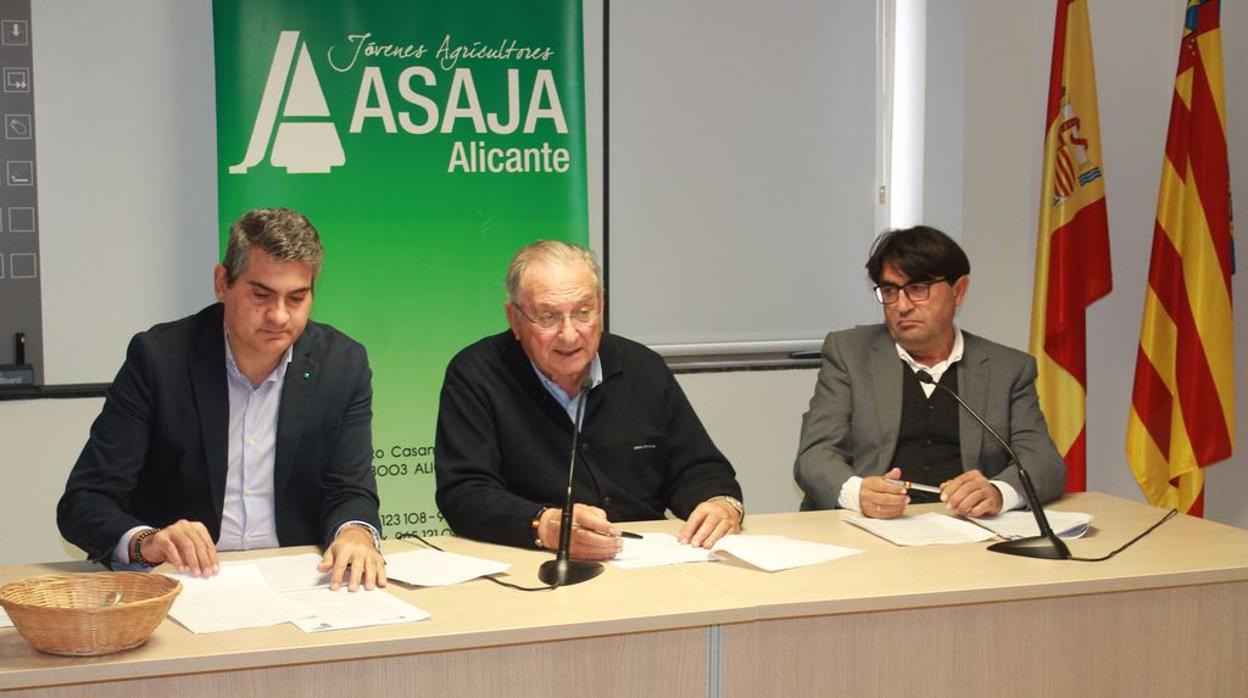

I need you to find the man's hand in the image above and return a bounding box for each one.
[940,470,1003,517]
[319,524,387,591]
[140,519,219,577]
[678,499,741,548]
[537,504,623,560]
[859,467,910,519]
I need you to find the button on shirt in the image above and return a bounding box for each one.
[217,333,291,551]
[112,332,291,568]
[838,327,1021,512]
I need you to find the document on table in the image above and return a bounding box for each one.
[611,532,719,569]
[285,586,430,633]
[384,549,511,587]
[172,559,431,634]
[972,509,1093,540]
[226,553,329,592]
[846,512,996,546]
[712,534,863,572]
[169,565,305,633]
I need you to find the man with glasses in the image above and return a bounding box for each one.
[435,240,744,558]
[794,226,1065,518]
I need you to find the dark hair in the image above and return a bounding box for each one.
[222,208,324,285]
[865,225,970,285]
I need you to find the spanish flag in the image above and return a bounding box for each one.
[1127,0,1234,516]
[1030,0,1112,493]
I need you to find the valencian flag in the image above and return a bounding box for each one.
[1126,0,1234,516]
[1029,0,1112,493]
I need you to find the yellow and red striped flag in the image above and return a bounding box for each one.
[1127,0,1234,516]
[1030,0,1113,493]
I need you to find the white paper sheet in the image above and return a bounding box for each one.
[846,512,996,546]
[0,606,11,628]
[284,587,430,633]
[168,565,305,633]
[384,549,511,587]
[971,510,1093,540]
[225,553,329,592]
[610,532,718,569]
[711,534,863,572]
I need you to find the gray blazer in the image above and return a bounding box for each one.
[794,324,1066,510]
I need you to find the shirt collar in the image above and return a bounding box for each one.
[224,324,294,389]
[531,354,603,405]
[895,326,964,376]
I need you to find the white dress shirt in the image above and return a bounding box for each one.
[838,328,1022,512]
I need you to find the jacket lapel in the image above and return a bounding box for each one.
[958,339,990,472]
[870,329,904,471]
[190,307,229,525]
[275,333,317,498]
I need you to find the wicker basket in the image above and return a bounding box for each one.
[0,572,182,656]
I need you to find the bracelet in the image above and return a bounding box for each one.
[707,495,745,525]
[130,527,162,568]
[531,507,553,549]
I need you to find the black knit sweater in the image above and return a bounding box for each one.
[435,330,742,549]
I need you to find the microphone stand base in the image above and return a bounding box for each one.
[538,558,604,588]
[988,534,1071,560]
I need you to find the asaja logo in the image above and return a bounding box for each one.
[230,31,345,174]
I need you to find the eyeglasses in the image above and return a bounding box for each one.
[512,302,600,331]
[873,277,949,305]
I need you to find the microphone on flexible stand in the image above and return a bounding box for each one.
[915,371,1071,560]
[538,376,604,587]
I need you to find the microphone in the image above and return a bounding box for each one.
[915,371,1071,560]
[538,375,605,587]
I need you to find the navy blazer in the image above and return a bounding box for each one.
[57,303,381,562]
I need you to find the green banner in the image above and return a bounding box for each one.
[213,0,589,540]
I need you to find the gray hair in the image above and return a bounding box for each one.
[221,208,324,284]
[505,240,603,304]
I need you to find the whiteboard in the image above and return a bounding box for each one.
[606,0,883,355]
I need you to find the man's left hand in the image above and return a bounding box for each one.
[318,525,387,591]
[678,499,741,548]
[940,470,1003,517]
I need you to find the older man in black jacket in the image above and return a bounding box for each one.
[435,241,743,559]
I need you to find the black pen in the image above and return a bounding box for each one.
[570,522,644,539]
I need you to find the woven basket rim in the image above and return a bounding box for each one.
[0,572,182,611]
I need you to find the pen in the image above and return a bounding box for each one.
[570,523,644,539]
[885,479,942,494]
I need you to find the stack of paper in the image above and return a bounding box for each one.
[383,549,510,587]
[846,512,996,546]
[611,532,718,569]
[610,532,862,572]
[712,535,862,571]
[168,555,432,634]
[169,565,308,633]
[971,509,1093,539]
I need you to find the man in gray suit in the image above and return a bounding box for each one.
[795,226,1065,518]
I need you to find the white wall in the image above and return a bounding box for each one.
[34,0,219,385]
[0,398,102,563]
